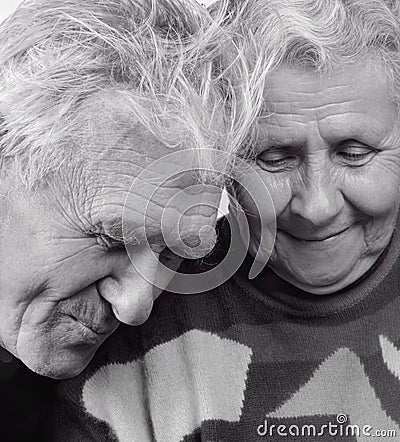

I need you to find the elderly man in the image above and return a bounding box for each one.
[0,0,251,381]
[49,0,400,440]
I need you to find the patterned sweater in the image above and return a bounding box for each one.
[50,221,400,441]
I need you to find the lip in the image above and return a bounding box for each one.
[60,314,116,347]
[67,304,118,336]
[58,286,119,337]
[65,315,106,344]
[280,226,352,242]
[66,314,115,337]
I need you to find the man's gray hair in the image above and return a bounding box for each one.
[0,0,257,187]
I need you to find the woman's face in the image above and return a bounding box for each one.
[235,60,400,294]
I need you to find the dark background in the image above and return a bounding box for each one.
[0,359,56,442]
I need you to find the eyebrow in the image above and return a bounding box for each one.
[102,214,172,250]
[333,128,386,148]
[255,119,386,150]
[100,216,141,245]
[252,132,305,151]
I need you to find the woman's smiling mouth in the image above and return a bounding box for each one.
[279,226,353,243]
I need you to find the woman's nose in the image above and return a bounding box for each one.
[290,166,345,226]
[97,247,163,326]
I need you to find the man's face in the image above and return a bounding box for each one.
[234,60,400,294]
[0,91,221,378]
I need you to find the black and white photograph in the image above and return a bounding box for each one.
[0,0,400,440]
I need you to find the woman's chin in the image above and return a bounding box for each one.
[269,254,375,295]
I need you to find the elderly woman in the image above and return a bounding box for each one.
[49,0,400,440]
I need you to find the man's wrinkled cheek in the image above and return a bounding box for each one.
[0,280,49,357]
[16,312,104,379]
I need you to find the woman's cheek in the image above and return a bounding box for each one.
[246,173,291,256]
[343,167,400,217]
[264,175,293,219]
[233,171,289,222]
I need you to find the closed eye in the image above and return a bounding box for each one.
[256,147,299,172]
[335,141,377,166]
[96,234,125,250]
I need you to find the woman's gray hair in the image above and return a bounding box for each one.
[222,0,400,156]
[0,0,258,187]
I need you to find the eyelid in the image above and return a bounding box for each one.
[95,233,124,250]
[336,139,376,150]
[337,146,376,157]
[257,145,297,156]
[338,148,373,157]
[334,144,377,168]
[258,144,299,157]
[256,147,299,172]
[261,147,286,156]
[340,145,371,151]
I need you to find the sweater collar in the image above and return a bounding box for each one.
[231,215,400,318]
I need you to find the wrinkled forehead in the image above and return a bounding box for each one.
[75,90,223,246]
[78,90,170,163]
[263,60,393,113]
[258,60,398,145]
[77,89,223,174]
